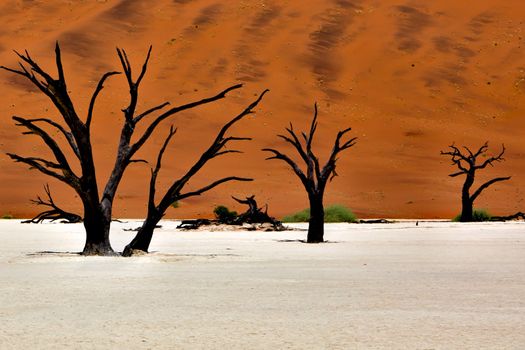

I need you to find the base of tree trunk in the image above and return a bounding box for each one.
[306,227,324,243]
[82,242,117,256]
[121,248,148,257]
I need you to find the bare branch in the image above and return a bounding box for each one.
[0,65,27,76]
[86,71,121,128]
[320,127,357,182]
[306,102,318,152]
[473,141,489,158]
[14,49,54,85]
[12,116,77,177]
[130,84,246,154]
[263,148,310,188]
[232,195,255,205]
[278,124,309,166]
[157,89,268,209]
[136,45,152,86]
[134,101,170,124]
[475,144,506,170]
[22,184,82,223]
[448,170,466,177]
[212,150,243,158]
[471,176,512,202]
[177,177,253,201]
[116,48,132,85]
[55,42,65,86]
[6,153,69,185]
[149,126,177,210]
[25,118,80,159]
[440,145,470,173]
[210,89,269,144]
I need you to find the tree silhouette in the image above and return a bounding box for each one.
[1,43,252,255]
[441,142,511,222]
[263,103,356,243]
[123,90,268,256]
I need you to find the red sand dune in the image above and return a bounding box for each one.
[0,0,524,219]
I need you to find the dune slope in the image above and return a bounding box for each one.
[0,0,524,219]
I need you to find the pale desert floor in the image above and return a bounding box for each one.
[0,220,524,349]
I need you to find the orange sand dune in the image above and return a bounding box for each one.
[0,0,524,219]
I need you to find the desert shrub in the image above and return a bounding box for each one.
[282,204,357,223]
[171,201,180,209]
[282,208,310,223]
[324,204,358,222]
[1,214,14,219]
[213,205,237,223]
[452,208,492,222]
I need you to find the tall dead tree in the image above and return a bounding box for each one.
[263,103,357,243]
[441,142,511,222]
[122,90,268,256]
[1,43,248,255]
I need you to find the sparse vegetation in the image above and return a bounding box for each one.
[452,208,492,222]
[1,214,14,219]
[213,205,238,223]
[282,208,310,223]
[283,205,357,223]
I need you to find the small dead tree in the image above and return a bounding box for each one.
[22,184,82,224]
[1,43,248,255]
[263,103,357,243]
[231,195,281,227]
[441,142,511,222]
[122,90,269,256]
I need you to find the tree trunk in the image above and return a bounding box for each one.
[460,198,473,222]
[307,195,324,243]
[460,174,474,222]
[122,211,162,256]
[81,207,114,256]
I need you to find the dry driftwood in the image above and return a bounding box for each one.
[176,195,285,231]
[490,212,525,221]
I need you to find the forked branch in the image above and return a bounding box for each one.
[263,102,356,194]
[22,184,82,223]
[155,89,269,211]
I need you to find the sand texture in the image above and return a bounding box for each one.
[1,1,525,219]
[1,220,524,349]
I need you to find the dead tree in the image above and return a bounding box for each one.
[122,90,269,256]
[21,184,82,224]
[1,43,247,255]
[232,195,261,222]
[232,195,281,227]
[441,142,511,222]
[263,103,357,243]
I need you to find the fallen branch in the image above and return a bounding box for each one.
[490,212,525,221]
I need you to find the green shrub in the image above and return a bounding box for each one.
[324,204,358,222]
[213,205,237,223]
[282,204,357,223]
[282,208,310,223]
[452,208,492,222]
[1,214,14,219]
